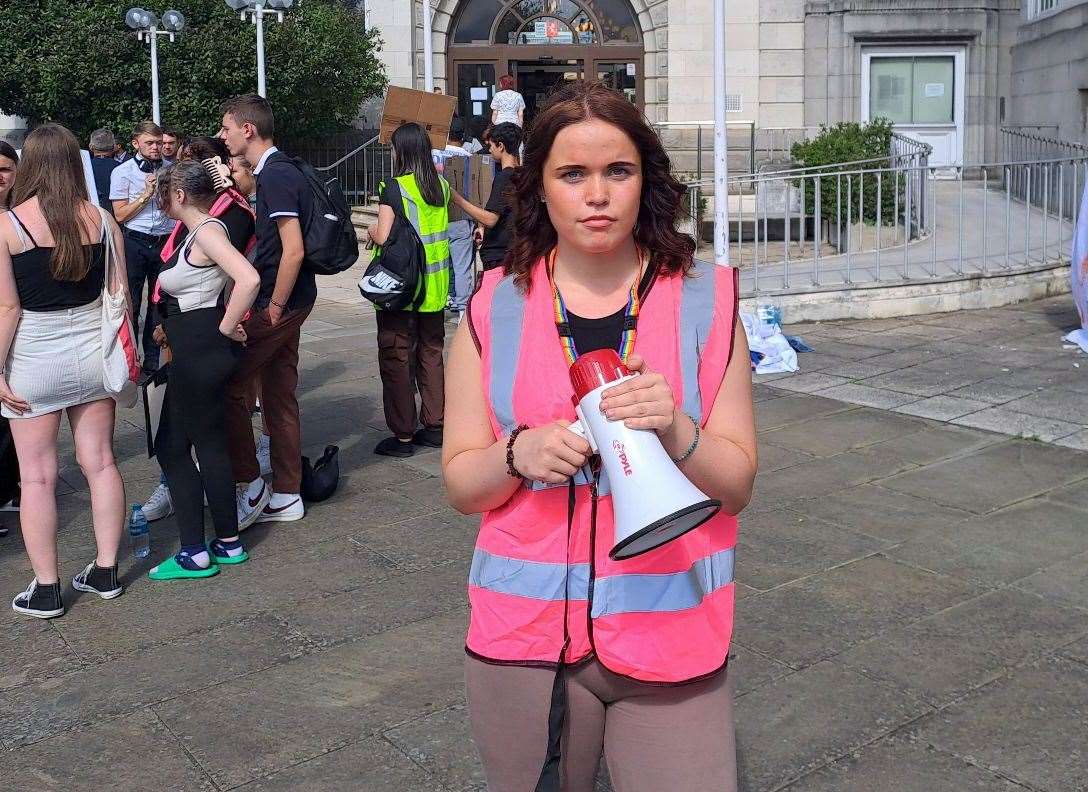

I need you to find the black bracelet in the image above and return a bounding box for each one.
[506,424,529,478]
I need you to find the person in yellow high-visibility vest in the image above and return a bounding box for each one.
[367,122,451,457]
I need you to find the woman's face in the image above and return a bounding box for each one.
[541,119,642,256]
[0,155,16,204]
[230,155,256,197]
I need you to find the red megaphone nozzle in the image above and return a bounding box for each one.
[569,349,630,402]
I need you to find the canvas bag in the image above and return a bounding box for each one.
[97,207,140,408]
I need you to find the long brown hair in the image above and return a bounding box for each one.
[507,81,695,291]
[10,123,95,281]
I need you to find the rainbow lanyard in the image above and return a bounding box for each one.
[547,249,643,366]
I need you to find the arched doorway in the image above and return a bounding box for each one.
[446,0,644,136]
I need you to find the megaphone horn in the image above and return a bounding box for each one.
[569,349,721,560]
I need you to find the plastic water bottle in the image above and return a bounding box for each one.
[129,504,150,559]
[757,303,783,329]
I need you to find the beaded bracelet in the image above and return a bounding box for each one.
[506,424,529,478]
[671,413,701,464]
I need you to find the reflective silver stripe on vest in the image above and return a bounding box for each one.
[425,256,451,274]
[489,276,525,433]
[420,230,449,244]
[590,548,735,618]
[679,265,717,424]
[470,548,590,601]
[469,547,735,616]
[401,190,423,236]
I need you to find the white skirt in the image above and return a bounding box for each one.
[3,298,110,419]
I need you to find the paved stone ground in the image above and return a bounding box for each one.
[1,286,1086,791]
[757,294,1088,450]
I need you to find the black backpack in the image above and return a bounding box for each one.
[357,180,427,311]
[287,156,359,275]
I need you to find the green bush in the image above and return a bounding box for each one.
[0,0,387,145]
[789,119,904,227]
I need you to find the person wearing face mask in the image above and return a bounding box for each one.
[442,82,755,791]
[109,120,173,374]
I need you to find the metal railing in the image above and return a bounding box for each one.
[682,153,1087,296]
[288,132,391,204]
[1001,127,1088,219]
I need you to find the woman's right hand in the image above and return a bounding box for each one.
[0,375,29,415]
[511,420,592,484]
[222,323,247,344]
[152,324,168,348]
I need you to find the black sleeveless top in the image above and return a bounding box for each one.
[8,212,105,312]
[565,265,656,355]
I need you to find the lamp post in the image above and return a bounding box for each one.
[226,0,295,98]
[712,0,728,266]
[125,7,186,125]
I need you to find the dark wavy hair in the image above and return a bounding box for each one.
[506,81,695,291]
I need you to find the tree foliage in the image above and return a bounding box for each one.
[0,0,387,144]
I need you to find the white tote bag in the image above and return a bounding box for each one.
[97,208,140,408]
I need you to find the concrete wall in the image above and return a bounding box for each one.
[1010,0,1088,146]
[804,0,1020,164]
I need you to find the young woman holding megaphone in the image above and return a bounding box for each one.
[442,81,756,792]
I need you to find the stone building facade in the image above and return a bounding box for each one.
[1009,0,1088,147]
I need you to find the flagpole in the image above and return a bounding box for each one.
[713,0,729,266]
[422,0,434,92]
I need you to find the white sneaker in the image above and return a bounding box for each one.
[256,492,305,523]
[256,435,272,477]
[236,479,270,531]
[142,482,174,522]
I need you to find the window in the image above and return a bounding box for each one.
[451,0,640,46]
[870,56,954,125]
[725,94,742,113]
[598,62,637,104]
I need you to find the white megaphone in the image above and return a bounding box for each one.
[568,349,721,560]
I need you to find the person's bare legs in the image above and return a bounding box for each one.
[9,411,63,583]
[67,399,124,568]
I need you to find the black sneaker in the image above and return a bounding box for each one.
[72,563,124,600]
[374,436,415,457]
[412,426,443,448]
[12,579,65,619]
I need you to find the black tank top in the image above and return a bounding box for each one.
[7,211,105,312]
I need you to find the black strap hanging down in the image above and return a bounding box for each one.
[534,479,578,792]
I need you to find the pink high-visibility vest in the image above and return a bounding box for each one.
[465,257,740,684]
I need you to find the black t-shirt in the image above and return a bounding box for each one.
[480,166,515,269]
[90,157,119,214]
[565,265,656,355]
[253,151,316,310]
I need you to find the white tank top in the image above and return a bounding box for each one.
[156,218,232,313]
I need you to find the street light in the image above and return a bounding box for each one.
[226,0,295,98]
[126,7,186,125]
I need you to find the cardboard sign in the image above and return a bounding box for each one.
[442,155,497,222]
[380,86,458,151]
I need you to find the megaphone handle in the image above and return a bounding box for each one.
[568,415,597,454]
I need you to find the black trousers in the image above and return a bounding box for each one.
[123,233,166,370]
[154,308,241,547]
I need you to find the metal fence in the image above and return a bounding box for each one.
[1001,127,1088,220]
[683,154,1087,296]
[288,132,390,204]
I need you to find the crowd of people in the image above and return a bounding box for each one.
[0,77,755,790]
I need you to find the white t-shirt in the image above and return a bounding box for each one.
[491,90,526,126]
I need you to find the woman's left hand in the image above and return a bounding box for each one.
[598,354,676,434]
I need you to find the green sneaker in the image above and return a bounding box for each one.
[148,554,219,581]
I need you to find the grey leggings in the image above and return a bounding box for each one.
[465,655,737,792]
